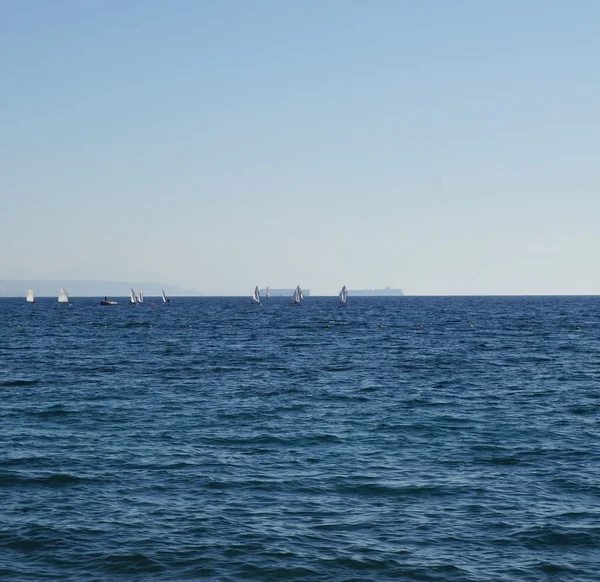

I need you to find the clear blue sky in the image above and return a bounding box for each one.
[1,1,598,295]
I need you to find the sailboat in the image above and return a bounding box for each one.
[161,288,170,304]
[137,287,144,304]
[58,287,69,303]
[292,285,302,305]
[130,288,137,305]
[252,285,261,304]
[100,296,118,306]
[339,285,348,305]
[265,286,271,299]
[26,288,35,303]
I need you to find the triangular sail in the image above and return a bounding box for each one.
[253,285,261,303]
[265,286,270,299]
[130,288,137,304]
[161,288,167,303]
[26,288,35,303]
[58,287,69,303]
[137,288,143,303]
[292,285,302,304]
[339,285,347,304]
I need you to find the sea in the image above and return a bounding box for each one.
[1,295,599,581]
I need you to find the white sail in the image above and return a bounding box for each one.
[26,288,35,303]
[339,285,347,304]
[58,287,69,303]
[265,286,271,299]
[300,288,304,301]
[130,288,137,305]
[252,285,261,304]
[161,288,168,303]
[137,287,143,304]
[292,285,302,304]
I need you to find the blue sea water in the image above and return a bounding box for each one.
[1,295,599,581]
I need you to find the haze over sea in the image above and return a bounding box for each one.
[1,296,599,581]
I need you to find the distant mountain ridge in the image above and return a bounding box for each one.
[0,280,202,297]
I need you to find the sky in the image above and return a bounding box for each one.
[1,0,599,295]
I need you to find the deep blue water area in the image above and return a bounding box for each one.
[1,295,599,581]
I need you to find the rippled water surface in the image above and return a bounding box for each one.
[1,295,599,581]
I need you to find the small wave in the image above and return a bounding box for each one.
[157,461,198,470]
[334,481,456,497]
[33,407,76,418]
[0,379,39,388]
[84,365,120,374]
[514,526,599,548]
[299,433,343,444]
[0,456,45,468]
[0,472,91,487]
[205,479,235,490]
[203,434,289,446]
[0,345,31,350]
[538,561,588,575]
[2,526,70,552]
[234,564,321,579]
[478,454,524,466]
[102,553,164,574]
[322,365,355,372]
[569,405,598,415]
[324,393,371,403]
[211,366,243,373]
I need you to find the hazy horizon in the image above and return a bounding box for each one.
[2,1,599,296]
[2,277,599,298]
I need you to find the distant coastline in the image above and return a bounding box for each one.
[348,287,404,296]
[0,280,202,297]
[261,288,311,297]
[0,280,404,298]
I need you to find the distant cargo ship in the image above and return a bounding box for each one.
[262,288,311,297]
[348,286,404,296]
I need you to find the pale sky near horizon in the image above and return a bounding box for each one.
[1,1,599,295]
